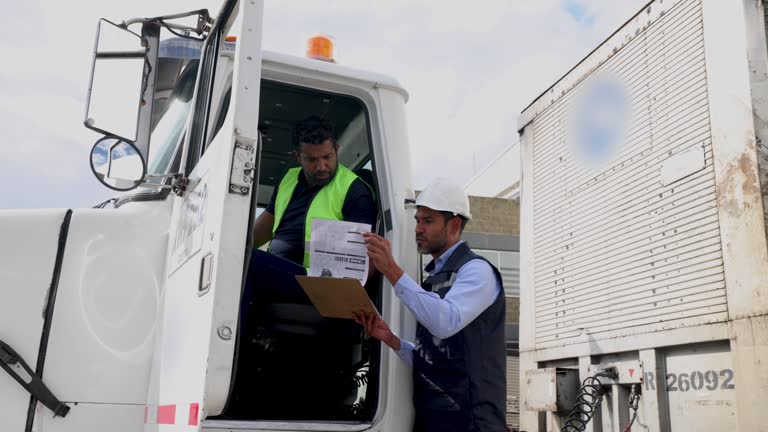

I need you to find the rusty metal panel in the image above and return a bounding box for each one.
[529,0,728,349]
[759,1,768,237]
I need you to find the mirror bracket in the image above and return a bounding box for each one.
[141,172,189,196]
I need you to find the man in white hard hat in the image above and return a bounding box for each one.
[356,179,507,432]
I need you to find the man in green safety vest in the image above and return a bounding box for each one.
[239,115,377,419]
[251,115,376,269]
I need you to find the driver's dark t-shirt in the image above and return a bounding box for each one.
[266,171,376,266]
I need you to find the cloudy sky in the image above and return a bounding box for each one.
[0,0,646,209]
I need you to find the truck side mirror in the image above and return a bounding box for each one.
[84,19,148,143]
[90,136,146,191]
[84,18,161,192]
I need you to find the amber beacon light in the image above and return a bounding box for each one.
[306,34,335,62]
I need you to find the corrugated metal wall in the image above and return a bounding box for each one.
[531,0,727,349]
[475,250,521,296]
[506,355,520,428]
[500,253,521,298]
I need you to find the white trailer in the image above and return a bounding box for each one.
[518,0,768,430]
[0,1,421,431]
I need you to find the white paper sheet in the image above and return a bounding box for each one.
[309,219,371,283]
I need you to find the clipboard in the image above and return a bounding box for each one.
[295,275,379,319]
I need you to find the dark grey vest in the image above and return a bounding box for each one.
[413,242,507,432]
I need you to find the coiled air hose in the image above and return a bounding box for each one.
[560,367,618,432]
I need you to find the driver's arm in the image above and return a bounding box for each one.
[252,211,275,248]
[253,182,280,249]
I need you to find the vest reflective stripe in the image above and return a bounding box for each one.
[271,164,359,268]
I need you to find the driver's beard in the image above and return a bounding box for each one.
[306,165,337,187]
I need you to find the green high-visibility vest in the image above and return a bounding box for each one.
[272,164,360,268]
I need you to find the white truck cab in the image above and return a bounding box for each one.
[0,1,419,431]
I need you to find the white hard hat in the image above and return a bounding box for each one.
[416,179,472,220]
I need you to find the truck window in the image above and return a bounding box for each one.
[184,26,231,175]
[145,60,199,181]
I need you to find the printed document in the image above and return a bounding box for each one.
[308,219,371,283]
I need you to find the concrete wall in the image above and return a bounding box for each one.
[465,196,520,236]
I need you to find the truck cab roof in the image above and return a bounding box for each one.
[159,37,409,102]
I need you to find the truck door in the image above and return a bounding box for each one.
[143,0,263,429]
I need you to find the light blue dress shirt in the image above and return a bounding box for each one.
[393,241,502,367]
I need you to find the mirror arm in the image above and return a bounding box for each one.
[122,10,212,36]
[158,21,204,35]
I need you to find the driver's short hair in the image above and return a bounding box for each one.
[294,115,336,149]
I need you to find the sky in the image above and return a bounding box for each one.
[0,0,647,209]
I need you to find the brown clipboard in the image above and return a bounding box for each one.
[295,275,379,319]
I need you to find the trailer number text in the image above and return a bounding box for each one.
[644,369,735,392]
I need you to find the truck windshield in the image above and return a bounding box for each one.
[144,60,199,185]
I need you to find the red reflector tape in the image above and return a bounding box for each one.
[188,403,200,426]
[157,405,176,424]
[144,403,200,425]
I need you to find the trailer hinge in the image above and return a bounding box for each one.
[229,140,257,195]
